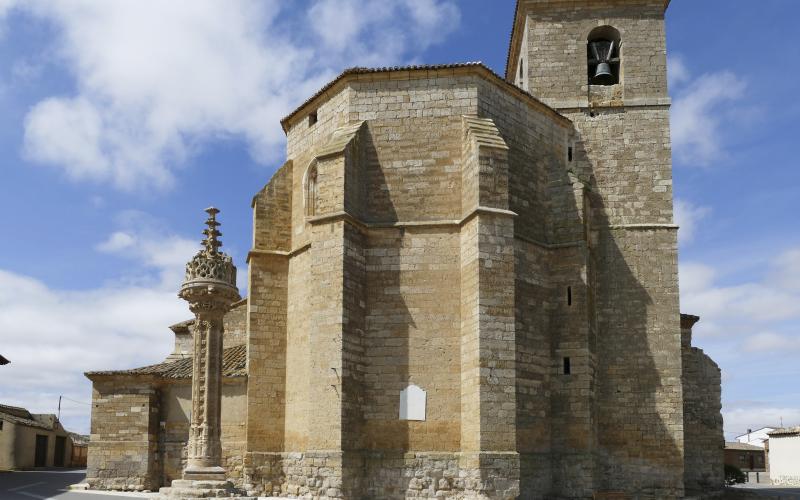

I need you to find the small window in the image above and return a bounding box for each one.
[0,420,3,431]
[563,357,571,375]
[568,146,573,163]
[519,60,524,80]
[308,111,318,127]
[304,161,318,217]
[567,286,572,306]
[587,26,621,86]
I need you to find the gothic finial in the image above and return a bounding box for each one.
[202,206,223,255]
[181,206,238,295]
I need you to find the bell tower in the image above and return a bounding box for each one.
[508,1,684,498]
[507,0,671,110]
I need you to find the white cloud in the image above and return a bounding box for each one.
[12,0,461,191]
[23,97,111,183]
[679,261,716,296]
[0,213,203,434]
[308,0,368,52]
[681,246,800,343]
[671,71,747,167]
[667,54,690,88]
[742,332,800,353]
[402,0,461,47]
[95,212,200,289]
[96,231,136,253]
[306,0,459,68]
[681,244,800,438]
[674,198,710,246]
[0,270,186,434]
[772,248,800,292]
[724,406,800,440]
[683,276,800,332]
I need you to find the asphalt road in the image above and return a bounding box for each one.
[0,470,152,500]
[727,484,800,499]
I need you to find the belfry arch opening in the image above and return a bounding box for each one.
[587,26,621,86]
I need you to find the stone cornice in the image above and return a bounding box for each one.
[302,206,518,233]
[280,64,572,134]
[247,243,311,263]
[605,223,678,230]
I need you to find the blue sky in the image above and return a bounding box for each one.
[0,0,798,439]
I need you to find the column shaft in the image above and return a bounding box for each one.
[187,312,225,470]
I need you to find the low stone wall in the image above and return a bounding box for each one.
[243,451,519,499]
[85,381,159,491]
[683,345,724,496]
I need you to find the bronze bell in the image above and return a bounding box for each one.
[593,62,615,85]
[589,39,616,85]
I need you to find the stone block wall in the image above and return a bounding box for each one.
[86,380,159,491]
[361,226,462,452]
[158,381,248,486]
[223,299,249,348]
[246,253,288,453]
[594,226,683,498]
[86,376,248,491]
[682,317,724,495]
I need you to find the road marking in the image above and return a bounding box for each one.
[9,482,46,492]
[18,492,54,500]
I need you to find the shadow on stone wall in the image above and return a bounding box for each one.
[575,134,683,498]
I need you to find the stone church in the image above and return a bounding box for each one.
[84,1,725,498]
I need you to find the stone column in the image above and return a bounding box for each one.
[182,298,231,479]
[161,207,243,498]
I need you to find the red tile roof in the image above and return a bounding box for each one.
[85,344,246,380]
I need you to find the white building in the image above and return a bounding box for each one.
[737,427,776,448]
[767,427,800,486]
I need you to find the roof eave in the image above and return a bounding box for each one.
[280,63,571,135]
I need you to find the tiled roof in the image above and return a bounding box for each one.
[0,404,52,430]
[69,432,90,446]
[279,62,568,133]
[85,344,247,379]
[505,1,523,81]
[725,442,764,451]
[768,427,800,437]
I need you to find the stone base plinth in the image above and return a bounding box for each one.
[159,478,255,499]
[183,465,228,482]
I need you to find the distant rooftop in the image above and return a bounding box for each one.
[725,442,764,451]
[0,354,9,365]
[735,427,776,439]
[767,427,800,437]
[0,403,55,431]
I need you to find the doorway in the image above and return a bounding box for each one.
[34,434,48,467]
[54,436,66,467]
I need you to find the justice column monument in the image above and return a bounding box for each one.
[161,207,243,498]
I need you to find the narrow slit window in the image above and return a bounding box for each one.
[308,111,318,127]
[567,286,572,306]
[568,146,573,162]
[305,162,318,217]
[563,357,571,375]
